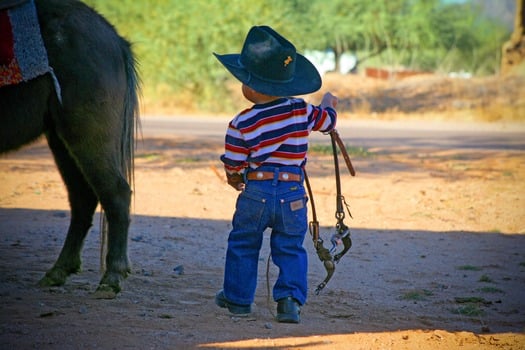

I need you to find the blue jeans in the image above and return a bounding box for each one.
[223,166,308,306]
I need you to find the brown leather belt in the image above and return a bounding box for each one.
[246,171,301,182]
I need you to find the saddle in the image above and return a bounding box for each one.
[0,0,61,101]
[0,0,51,88]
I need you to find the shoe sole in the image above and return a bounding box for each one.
[215,292,251,315]
[276,314,300,323]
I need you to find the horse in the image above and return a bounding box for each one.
[0,0,140,298]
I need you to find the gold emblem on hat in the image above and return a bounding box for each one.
[284,56,293,67]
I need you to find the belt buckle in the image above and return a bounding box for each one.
[256,171,264,179]
[281,173,289,180]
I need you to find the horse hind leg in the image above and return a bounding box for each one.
[59,132,132,297]
[46,127,132,297]
[42,126,132,299]
[38,129,99,287]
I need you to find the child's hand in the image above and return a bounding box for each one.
[320,92,338,109]
[226,172,245,191]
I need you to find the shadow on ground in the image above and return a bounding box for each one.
[1,208,524,348]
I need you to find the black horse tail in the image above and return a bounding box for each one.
[121,38,141,193]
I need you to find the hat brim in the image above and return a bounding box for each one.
[214,52,322,97]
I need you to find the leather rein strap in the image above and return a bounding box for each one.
[305,128,355,294]
[331,129,356,176]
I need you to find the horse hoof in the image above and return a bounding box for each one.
[38,269,68,287]
[97,270,126,297]
[93,284,118,299]
[38,276,60,287]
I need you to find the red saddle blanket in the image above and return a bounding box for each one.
[0,0,51,88]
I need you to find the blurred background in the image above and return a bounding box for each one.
[84,0,524,122]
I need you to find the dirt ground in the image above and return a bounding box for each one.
[1,115,524,349]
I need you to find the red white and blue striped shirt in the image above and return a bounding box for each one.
[221,97,337,173]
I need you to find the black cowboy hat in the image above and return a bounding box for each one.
[214,25,321,97]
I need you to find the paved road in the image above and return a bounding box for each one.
[140,116,525,151]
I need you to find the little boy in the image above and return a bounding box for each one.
[213,25,338,323]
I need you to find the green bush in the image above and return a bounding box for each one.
[83,0,511,113]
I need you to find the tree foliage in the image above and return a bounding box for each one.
[83,0,510,112]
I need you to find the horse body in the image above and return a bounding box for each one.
[0,0,140,296]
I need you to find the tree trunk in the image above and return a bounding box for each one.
[501,0,525,75]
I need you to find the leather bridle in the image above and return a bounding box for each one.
[305,129,355,294]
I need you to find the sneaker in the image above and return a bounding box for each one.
[215,290,251,315]
[276,296,301,323]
